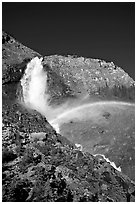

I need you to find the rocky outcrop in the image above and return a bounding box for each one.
[2,31,135,202]
[43,55,135,103]
[2,31,41,84]
[2,120,135,202]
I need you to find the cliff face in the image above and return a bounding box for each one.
[2,31,41,84]
[2,32,135,202]
[43,55,135,104]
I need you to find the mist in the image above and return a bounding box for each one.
[20,57,75,122]
[20,57,134,134]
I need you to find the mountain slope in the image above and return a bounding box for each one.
[2,31,135,202]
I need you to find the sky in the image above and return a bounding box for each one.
[2,2,135,79]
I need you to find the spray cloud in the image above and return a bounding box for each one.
[20,57,70,121]
[20,57,134,133]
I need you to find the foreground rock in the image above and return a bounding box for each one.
[2,118,135,202]
[2,31,135,201]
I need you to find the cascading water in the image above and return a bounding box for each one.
[21,57,49,115]
[20,57,69,121]
[20,57,134,175]
[20,56,134,129]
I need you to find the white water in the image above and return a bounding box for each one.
[94,154,121,172]
[19,57,135,177]
[20,57,69,121]
[20,57,134,133]
[74,144,121,172]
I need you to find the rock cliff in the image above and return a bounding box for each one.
[2,31,135,202]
